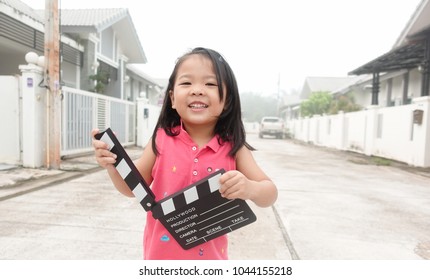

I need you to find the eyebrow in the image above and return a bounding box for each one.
[177,74,217,80]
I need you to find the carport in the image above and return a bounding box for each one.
[349,27,430,105]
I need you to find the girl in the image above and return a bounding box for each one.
[92,47,278,259]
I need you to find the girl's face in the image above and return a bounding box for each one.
[170,54,226,129]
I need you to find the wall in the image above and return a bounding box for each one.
[0,75,21,164]
[287,96,430,167]
[136,98,161,147]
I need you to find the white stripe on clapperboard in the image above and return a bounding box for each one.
[160,173,222,216]
[100,132,115,152]
[101,132,147,202]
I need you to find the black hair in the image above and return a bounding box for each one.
[151,47,254,156]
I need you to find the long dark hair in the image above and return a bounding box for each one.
[151,47,254,156]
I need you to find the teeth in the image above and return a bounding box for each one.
[189,104,208,108]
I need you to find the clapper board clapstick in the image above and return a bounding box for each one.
[95,128,156,211]
[95,128,256,250]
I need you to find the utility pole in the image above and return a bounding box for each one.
[277,72,281,114]
[44,0,61,169]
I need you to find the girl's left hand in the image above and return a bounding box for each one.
[219,170,254,200]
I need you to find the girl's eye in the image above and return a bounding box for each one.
[206,83,217,86]
[179,82,191,85]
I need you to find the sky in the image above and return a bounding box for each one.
[21,0,423,95]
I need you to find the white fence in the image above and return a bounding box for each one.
[286,96,430,167]
[61,86,136,156]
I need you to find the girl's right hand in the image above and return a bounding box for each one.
[91,128,117,169]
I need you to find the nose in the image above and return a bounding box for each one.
[191,86,203,95]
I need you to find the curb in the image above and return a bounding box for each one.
[0,166,102,202]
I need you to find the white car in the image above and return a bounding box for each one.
[259,117,284,139]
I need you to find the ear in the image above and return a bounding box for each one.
[169,90,175,109]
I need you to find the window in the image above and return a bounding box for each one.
[101,28,115,60]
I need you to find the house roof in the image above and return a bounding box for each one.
[348,40,426,75]
[393,0,430,48]
[2,0,147,63]
[349,0,429,76]
[126,64,161,87]
[0,0,43,23]
[56,9,147,63]
[281,93,301,107]
[304,77,357,91]
[300,76,358,99]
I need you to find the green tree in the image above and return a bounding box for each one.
[300,91,332,117]
[329,93,362,114]
[89,70,110,93]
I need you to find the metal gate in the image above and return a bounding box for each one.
[61,86,135,156]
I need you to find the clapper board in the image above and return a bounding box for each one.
[95,128,256,250]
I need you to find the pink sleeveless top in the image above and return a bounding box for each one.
[144,126,236,259]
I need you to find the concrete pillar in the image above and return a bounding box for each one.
[136,98,161,148]
[336,111,346,150]
[363,105,379,156]
[136,98,149,147]
[19,54,47,168]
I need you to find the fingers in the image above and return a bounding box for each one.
[91,128,117,168]
[219,171,248,200]
[91,128,100,139]
[95,149,117,168]
[94,147,117,168]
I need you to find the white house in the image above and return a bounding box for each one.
[347,0,430,105]
[284,0,430,167]
[0,0,162,99]
[0,0,163,167]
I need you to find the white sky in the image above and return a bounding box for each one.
[22,0,422,95]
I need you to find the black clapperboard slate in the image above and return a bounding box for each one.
[95,128,256,250]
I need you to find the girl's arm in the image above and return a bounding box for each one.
[91,129,155,197]
[219,146,278,207]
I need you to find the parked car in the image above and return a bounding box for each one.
[259,116,284,139]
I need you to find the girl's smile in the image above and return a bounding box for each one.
[188,101,209,110]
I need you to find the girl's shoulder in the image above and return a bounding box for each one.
[154,126,181,150]
[154,128,167,147]
[155,126,180,139]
